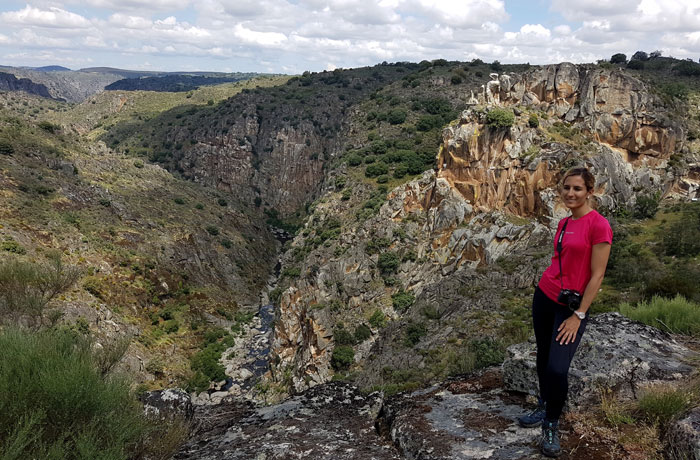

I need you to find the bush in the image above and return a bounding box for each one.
[346,154,363,166]
[369,309,387,328]
[633,195,659,219]
[331,345,354,370]
[619,295,700,336]
[376,174,389,184]
[470,337,506,368]
[0,255,81,327]
[365,162,388,177]
[392,289,415,312]
[404,322,427,347]
[377,251,400,274]
[334,328,355,345]
[0,328,150,458]
[485,108,514,129]
[38,121,60,133]
[528,114,539,128]
[662,213,700,257]
[387,109,407,125]
[610,53,627,64]
[627,60,645,70]
[1,238,26,254]
[354,324,371,342]
[0,139,15,155]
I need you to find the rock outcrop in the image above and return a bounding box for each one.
[503,313,695,406]
[504,63,682,158]
[174,382,401,460]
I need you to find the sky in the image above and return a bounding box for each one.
[0,0,699,74]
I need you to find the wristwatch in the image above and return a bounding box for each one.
[573,310,586,320]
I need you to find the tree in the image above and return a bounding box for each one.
[610,53,627,64]
[631,51,649,61]
[650,50,662,58]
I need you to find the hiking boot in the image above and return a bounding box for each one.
[541,419,561,458]
[518,399,546,428]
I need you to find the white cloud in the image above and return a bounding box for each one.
[0,5,91,28]
[233,24,287,46]
[65,0,192,11]
[108,14,152,29]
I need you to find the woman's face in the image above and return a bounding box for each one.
[561,175,591,211]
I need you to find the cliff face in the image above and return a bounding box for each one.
[0,71,57,100]
[267,63,695,396]
[158,67,412,216]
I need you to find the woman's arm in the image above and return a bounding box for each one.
[555,242,611,345]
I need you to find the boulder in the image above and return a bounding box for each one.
[140,388,194,420]
[174,382,401,460]
[503,313,695,406]
[666,407,700,460]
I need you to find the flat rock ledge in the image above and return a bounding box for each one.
[377,369,619,459]
[503,312,696,406]
[173,382,402,460]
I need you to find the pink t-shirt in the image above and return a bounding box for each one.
[538,210,613,304]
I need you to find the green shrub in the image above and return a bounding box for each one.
[354,324,371,342]
[392,289,415,312]
[619,295,700,336]
[627,60,645,70]
[38,121,60,133]
[377,251,400,274]
[1,238,26,254]
[217,198,228,206]
[205,225,220,236]
[334,328,355,345]
[662,209,700,257]
[376,174,389,184]
[173,197,185,205]
[637,387,691,424]
[0,328,150,458]
[281,266,301,278]
[528,114,539,128]
[0,139,14,155]
[369,309,387,328]
[485,108,515,129]
[331,345,354,370]
[0,255,80,327]
[404,321,427,347]
[189,345,226,388]
[470,337,506,368]
[633,195,659,219]
[387,109,407,125]
[365,162,388,177]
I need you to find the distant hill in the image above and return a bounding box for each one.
[33,65,71,72]
[104,74,257,92]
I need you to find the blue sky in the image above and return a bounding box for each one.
[0,1,698,73]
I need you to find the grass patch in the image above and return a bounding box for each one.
[619,295,700,336]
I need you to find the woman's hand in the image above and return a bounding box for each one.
[556,316,581,345]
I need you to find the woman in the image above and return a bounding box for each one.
[518,167,612,458]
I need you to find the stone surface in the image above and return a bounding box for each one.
[666,407,700,460]
[378,369,624,460]
[174,382,401,460]
[503,312,695,406]
[141,388,194,420]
